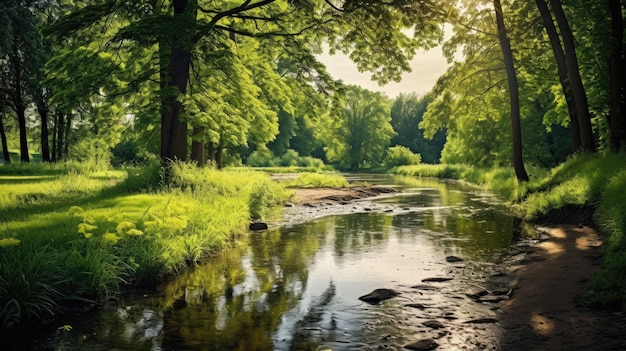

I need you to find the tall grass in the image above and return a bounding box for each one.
[583,169,626,309]
[0,162,291,330]
[283,172,350,188]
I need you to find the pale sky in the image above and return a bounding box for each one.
[317,47,450,98]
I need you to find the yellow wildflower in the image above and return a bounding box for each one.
[126,229,144,236]
[78,223,97,234]
[116,221,136,235]
[0,238,20,247]
[103,232,121,244]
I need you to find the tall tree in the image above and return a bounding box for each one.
[535,0,580,152]
[390,93,445,164]
[326,86,395,170]
[549,0,595,152]
[608,0,626,150]
[0,0,43,162]
[493,0,529,181]
[46,0,446,165]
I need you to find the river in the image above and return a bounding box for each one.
[32,175,534,350]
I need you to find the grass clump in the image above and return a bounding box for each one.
[582,169,626,309]
[284,172,349,188]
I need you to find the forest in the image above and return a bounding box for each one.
[1,0,626,337]
[1,0,622,172]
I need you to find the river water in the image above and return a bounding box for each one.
[37,175,533,350]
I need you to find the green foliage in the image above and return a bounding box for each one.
[285,172,349,188]
[325,86,396,170]
[390,93,444,164]
[0,244,65,329]
[521,153,626,219]
[582,170,626,309]
[384,146,421,169]
[247,148,325,169]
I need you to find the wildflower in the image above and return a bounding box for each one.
[126,229,144,236]
[0,238,20,247]
[103,232,121,244]
[78,223,97,234]
[116,221,136,235]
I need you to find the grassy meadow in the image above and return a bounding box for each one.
[0,162,292,329]
[394,152,626,309]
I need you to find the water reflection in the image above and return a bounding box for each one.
[55,177,526,350]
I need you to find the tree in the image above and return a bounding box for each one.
[535,0,580,152]
[390,93,445,164]
[325,86,395,170]
[46,0,446,167]
[549,0,595,152]
[0,0,45,163]
[493,0,529,181]
[608,0,626,150]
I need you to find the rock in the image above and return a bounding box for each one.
[464,317,498,324]
[422,320,445,329]
[358,288,400,305]
[404,338,439,350]
[422,277,453,283]
[249,222,268,231]
[406,303,429,310]
[411,284,438,291]
[445,255,464,263]
[466,289,490,300]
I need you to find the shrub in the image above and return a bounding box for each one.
[384,146,421,169]
[247,149,276,167]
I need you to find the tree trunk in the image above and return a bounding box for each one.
[160,0,195,162]
[0,115,10,164]
[215,144,223,169]
[535,0,580,152]
[55,110,65,161]
[12,44,29,163]
[63,112,72,158]
[494,0,529,182]
[550,0,596,152]
[191,126,206,166]
[16,104,29,163]
[608,0,625,150]
[37,100,51,162]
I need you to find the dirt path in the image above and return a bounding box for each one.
[498,225,626,350]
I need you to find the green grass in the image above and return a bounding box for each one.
[228,165,336,173]
[393,152,626,310]
[0,162,291,329]
[283,172,350,188]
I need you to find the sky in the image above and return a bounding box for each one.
[317,46,450,98]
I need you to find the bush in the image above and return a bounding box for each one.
[246,149,276,167]
[285,172,349,188]
[384,146,421,169]
[247,149,325,170]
